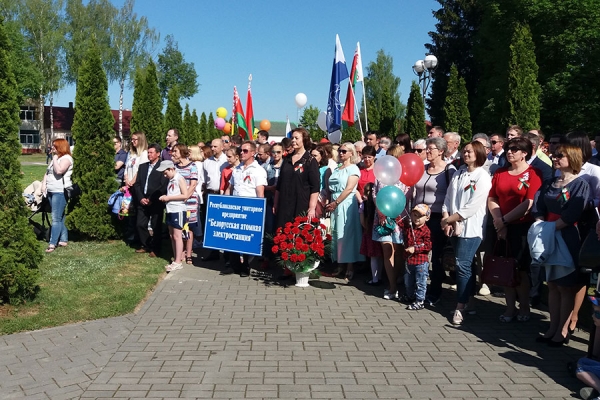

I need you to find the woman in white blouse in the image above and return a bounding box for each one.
[442,141,492,325]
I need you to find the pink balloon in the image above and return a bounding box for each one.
[214,117,226,130]
[399,153,425,186]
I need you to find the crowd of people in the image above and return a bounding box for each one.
[40,124,600,398]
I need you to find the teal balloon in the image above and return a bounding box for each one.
[376,185,406,218]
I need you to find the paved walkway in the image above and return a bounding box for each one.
[0,261,590,399]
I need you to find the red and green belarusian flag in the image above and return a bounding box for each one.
[233,86,247,138]
[342,42,364,126]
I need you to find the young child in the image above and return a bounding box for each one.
[401,204,432,310]
[157,160,190,272]
[359,183,383,285]
[576,296,600,400]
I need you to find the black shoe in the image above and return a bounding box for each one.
[220,267,234,275]
[239,269,250,278]
[530,295,541,307]
[535,335,551,344]
[366,279,382,286]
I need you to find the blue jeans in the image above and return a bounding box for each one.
[404,262,429,302]
[48,191,68,245]
[450,236,482,304]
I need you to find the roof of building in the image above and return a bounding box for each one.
[43,105,132,136]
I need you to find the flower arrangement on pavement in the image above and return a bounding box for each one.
[271,216,331,273]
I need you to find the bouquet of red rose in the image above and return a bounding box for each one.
[271,216,331,273]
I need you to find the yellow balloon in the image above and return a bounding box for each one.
[216,107,227,119]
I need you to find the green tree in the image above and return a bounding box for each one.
[299,105,322,142]
[66,43,118,239]
[163,86,182,136]
[18,0,65,148]
[206,112,218,141]
[157,34,198,101]
[425,0,483,127]
[443,64,472,143]
[181,103,193,145]
[0,17,41,304]
[405,81,427,139]
[190,109,200,144]
[199,111,208,142]
[107,0,159,137]
[64,0,115,84]
[363,50,404,133]
[341,123,362,143]
[130,60,163,145]
[502,22,540,129]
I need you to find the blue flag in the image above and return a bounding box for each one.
[326,34,349,134]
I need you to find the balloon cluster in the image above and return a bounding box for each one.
[374,153,425,218]
[212,106,271,135]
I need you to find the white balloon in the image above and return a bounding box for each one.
[317,111,327,131]
[373,155,403,186]
[328,130,342,144]
[295,93,307,108]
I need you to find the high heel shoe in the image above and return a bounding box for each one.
[345,271,354,281]
[548,335,569,347]
[535,335,552,344]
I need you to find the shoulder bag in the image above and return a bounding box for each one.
[482,240,520,288]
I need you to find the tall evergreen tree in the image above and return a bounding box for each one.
[181,103,193,145]
[502,22,541,130]
[199,111,208,142]
[163,86,182,139]
[378,86,398,137]
[443,64,472,144]
[130,60,162,145]
[206,112,218,141]
[405,81,427,140]
[0,17,41,303]
[363,50,404,132]
[66,42,118,239]
[425,0,482,127]
[190,109,200,144]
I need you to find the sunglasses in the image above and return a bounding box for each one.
[414,149,425,153]
[552,153,565,159]
[241,149,251,154]
[507,146,521,153]
[491,140,501,145]
[594,310,600,319]
[339,149,348,154]
[223,140,230,143]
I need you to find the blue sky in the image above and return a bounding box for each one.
[55,0,439,123]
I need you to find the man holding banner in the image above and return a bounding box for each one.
[222,141,267,276]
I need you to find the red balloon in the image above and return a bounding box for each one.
[398,153,425,186]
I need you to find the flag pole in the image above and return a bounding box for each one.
[361,80,368,132]
[350,84,363,135]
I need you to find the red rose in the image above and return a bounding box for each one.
[292,227,300,235]
[298,253,306,262]
[271,245,279,253]
[281,252,289,260]
[290,254,298,263]
[314,230,322,237]
[285,222,292,228]
[326,234,332,241]
[287,234,294,240]
[317,249,324,257]
[320,224,326,229]
[284,227,291,234]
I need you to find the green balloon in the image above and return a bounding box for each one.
[376,185,406,218]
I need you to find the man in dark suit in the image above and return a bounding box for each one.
[525,132,553,185]
[133,143,169,257]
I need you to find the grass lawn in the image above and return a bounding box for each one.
[0,240,166,335]
[1,155,167,335]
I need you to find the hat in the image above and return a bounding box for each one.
[156,160,175,172]
[412,203,431,217]
[320,138,330,143]
[589,296,600,306]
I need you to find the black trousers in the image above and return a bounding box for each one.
[136,205,164,254]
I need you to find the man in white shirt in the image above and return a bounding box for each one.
[200,138,228,261]
[223,141,267,276]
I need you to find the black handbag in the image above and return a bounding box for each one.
[482,240,520,288]
[62,177,81,201]
[579,231,600,271]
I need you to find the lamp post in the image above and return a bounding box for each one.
[412,54,438,100]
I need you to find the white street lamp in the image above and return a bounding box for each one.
[413,54,438,99]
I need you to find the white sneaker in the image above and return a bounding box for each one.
[452,309,463,325]
[479,284,491,296]
[166,262,183,272]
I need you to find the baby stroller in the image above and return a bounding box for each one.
[23,180,51,241]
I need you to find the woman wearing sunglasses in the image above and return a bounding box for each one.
[488,137,543,323]
[533,144,590,346]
